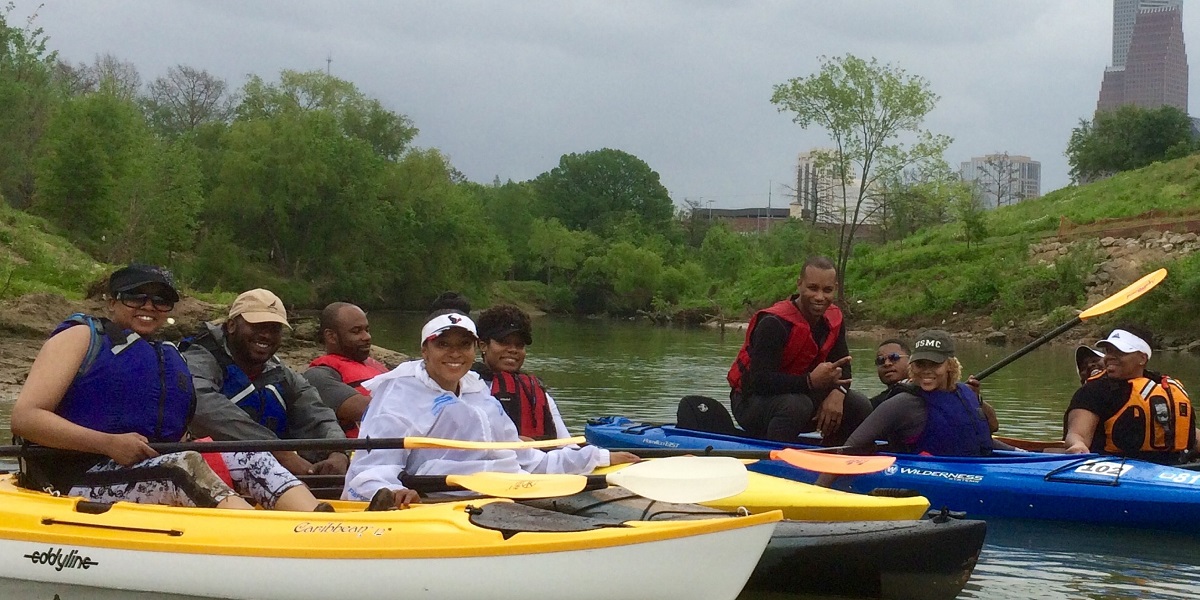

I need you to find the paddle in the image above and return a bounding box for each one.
[401,456,749,503]
[973,268,1168,380]
[0,435,587,457]
[599,446,895,475]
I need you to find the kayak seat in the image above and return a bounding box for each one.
[676,396,742,437]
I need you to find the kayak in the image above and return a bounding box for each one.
[0,474,778,600]
[527,487,986,600]
[302,466,932,522]
[587,416,1200,533]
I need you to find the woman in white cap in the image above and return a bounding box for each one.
[11,265,332,512]
[1064,325,1199,463]
[342,311,627,509]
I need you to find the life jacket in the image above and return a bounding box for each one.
[181,329,290,437]
[911,383,993,457]
[308,353,388,437]
[1103,375,1192,454]
[727,298,843,393]
[53,314,194,442]
[472,363,557,440]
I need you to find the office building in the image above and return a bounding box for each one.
[959,154,1042,209]
[1097,1,1187,113]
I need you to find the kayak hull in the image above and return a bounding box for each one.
[0,474,777,600]
[587,416,1200,533]
[528,487,985,600]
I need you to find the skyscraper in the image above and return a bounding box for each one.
[1097,0,1188,113]
[959,154,1042,209]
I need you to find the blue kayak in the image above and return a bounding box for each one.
[586,416,1200,533]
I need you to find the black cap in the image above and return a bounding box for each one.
[107,264,180,303]
[910,329,954,363]
[1075,345,1104,368]
[478,321,533,345]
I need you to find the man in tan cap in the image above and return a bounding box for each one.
[182,288,349,476]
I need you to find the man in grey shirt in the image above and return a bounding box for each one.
[303,302,391,437]
[182,289,348,476]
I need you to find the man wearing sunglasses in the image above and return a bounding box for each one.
[869,339,910,409]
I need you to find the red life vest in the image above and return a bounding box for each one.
[490,371,557,441]
[308,353,389,438]
[727,298,844,393]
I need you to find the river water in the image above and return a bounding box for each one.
[2,313,1200,599]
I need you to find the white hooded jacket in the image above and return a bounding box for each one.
[342,359,611,501]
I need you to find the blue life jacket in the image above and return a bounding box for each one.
[54,314,194,443]
[913,383,993,457]
[182,329,290,437]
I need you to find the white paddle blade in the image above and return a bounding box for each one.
[606,456,749,504]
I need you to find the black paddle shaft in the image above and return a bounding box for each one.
[0,436,493,457]
[974,317,1082,381]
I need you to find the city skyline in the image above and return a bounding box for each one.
[1098,0,1188,113]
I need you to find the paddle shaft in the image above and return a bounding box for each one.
[973,317,1082,381]
[601,445,860,458]
[401,473,607,495]
[0,435,583,457]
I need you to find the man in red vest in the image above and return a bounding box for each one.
[305,302,390,438]
[727,256,873,443]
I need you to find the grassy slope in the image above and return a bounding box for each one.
[845,154,1200,335]
[0,202,105,299]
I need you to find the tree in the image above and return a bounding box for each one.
[236,70,417,160]
[527,217,592,285]
[533,148,674,235]
[142,65,234,137]
[952,185,988,250]
[1067,105,1196,184]
[771,54,951,294]
[0,4,58,207]
[973,152,1020,208]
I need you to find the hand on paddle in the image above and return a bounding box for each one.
[108,432,158,466]
[607,451,641,465]
[311,451,350,475]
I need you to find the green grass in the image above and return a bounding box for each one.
[0,202,106,299]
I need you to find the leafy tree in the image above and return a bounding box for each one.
[698,223,755,282]
[1067,105,1196,184]
[526,217,595,285]
[236,70,417,160]
[875,161,956,240]
[952,185,988,250]
[142,65,234,138]
[533,148,674,235]
[467,179,539,278]
[34,90,152,250]
[771,54,951,294]
[0,4,58,207]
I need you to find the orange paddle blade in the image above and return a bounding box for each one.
[769,448,896,475]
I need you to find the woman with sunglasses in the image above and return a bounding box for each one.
[11,264,331,511]
[1064,325,1200,463]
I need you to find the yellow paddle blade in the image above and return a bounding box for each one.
[444,472,588,498]
[1079,268,1167,320]
[604,456,749,503]
[405,436,586,450]
[769,449,895,475]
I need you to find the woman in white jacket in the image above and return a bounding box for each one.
[343,312,634,509]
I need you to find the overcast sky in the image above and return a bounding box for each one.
[9,1,1199,209]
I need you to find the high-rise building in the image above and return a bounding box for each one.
[1097,1,1187,113]
[959,154,1042,209]
[791,151,879,225]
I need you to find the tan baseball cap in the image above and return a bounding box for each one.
[228,288,291,329]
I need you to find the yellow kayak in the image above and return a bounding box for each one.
[0,474,779,600]
[593,464,930,521]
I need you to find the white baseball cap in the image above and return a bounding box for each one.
[420,313,478,345]
[1095,329,1152,359]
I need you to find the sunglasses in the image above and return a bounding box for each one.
[117,292,174,312]
[875,353,907,366]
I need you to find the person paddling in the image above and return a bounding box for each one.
[11,265,330,511]
[1063,326,1200,463]
[343,312,630,509]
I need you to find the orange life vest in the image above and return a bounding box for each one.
[308,353,389,438]
[727,299,843,393]
[1103,375,1192,454]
